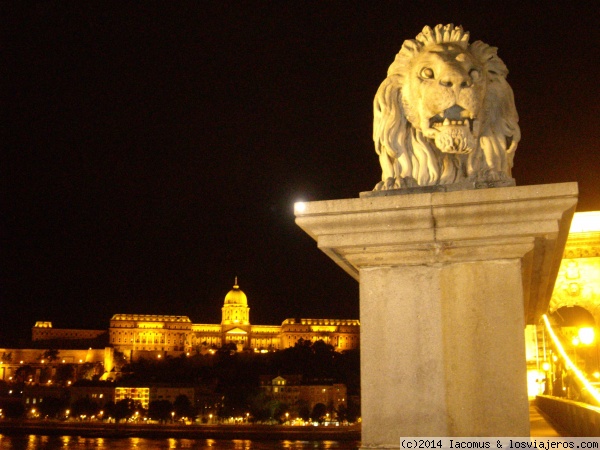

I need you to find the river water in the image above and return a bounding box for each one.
[0,435,361,449]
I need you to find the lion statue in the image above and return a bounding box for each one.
[373,24,520,190]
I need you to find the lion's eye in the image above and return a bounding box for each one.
[469,68,481,81]
[420,68,434,79]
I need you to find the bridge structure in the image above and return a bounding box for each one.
[297,185,600,441]
[525,211,600,435]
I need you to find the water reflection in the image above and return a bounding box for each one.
[0,435,360,450]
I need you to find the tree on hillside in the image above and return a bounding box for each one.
[310,403,327,423]
[39,396,68,419]
[148,400,173,423]
[1,400,25,419]
[55,364,75,385]
[173,394,194,419]
[108,399,136,423]
[14,365,34,383]
[295,399,311,422]
[77,362,102,380]
[40,349,60,362]
[71,397,99,418]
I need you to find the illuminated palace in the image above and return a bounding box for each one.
[107,279,360,359]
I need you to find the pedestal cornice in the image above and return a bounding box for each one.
[295,183,578,324]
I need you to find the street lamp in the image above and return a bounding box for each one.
[579,327,595,346]
[171,411,175,423]
[542,361,551,395]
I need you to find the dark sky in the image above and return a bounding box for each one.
[3,2,599,343]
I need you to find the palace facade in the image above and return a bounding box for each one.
[107,280,360,360]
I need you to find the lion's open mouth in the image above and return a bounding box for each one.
[428,105,478,134]
[428,106,479,154]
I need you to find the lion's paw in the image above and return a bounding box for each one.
[374,177,419,191]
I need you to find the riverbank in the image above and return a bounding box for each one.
[0,420,361,441]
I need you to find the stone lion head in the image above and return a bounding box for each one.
[373,24,520,190]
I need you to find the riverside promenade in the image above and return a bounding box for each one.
[0,404,562,440]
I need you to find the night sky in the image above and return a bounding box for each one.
[3,2,599,344]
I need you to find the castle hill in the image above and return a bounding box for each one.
[0,280,361,431]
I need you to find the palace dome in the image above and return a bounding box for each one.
[224,279,247,306]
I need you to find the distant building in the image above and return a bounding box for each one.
[108,279,360,360]
[260,375,347,414]
[31,322,106,342]
[0,281,359,380]
[23,385,69,409]
[70,381,115,407]
[114,384,195,410]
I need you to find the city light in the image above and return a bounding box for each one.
[569,212,600,233]
[294,201,306,213]
[542,314,600,404]
[579,327,595,345]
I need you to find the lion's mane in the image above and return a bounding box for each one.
[373,24,520,190]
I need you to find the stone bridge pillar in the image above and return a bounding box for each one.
[295,183,577,445]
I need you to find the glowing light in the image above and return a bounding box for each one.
[579,327,595,345]
[543,314,600,404]
[294,202,306,213]
[570,212,600,233]
[542,362,551,371]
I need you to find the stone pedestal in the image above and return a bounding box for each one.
[295,183,577,445]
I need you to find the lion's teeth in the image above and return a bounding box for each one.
[443,118,450,126]
[451,120,457,125]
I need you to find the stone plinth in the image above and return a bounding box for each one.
[295,183,577,444]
